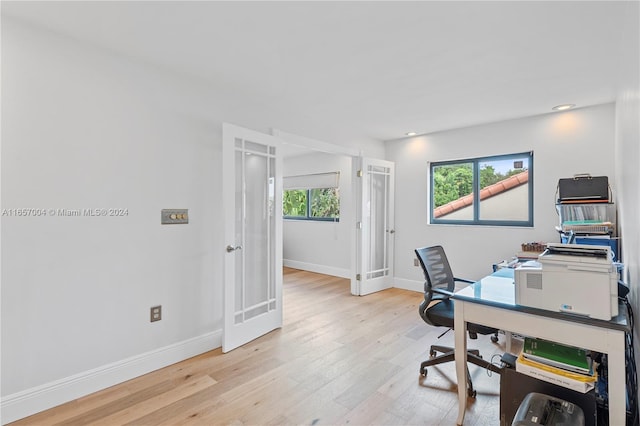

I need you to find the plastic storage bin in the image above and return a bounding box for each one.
[556,203,616,235]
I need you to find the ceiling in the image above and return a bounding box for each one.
[2,1,637,146]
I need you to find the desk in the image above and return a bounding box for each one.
[452,269,630,426]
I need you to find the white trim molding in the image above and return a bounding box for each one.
[283,259,350,279]
[1,331,221,424]
[393,278,423,293]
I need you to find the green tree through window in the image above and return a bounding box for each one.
[283,189,307,217]
[433,163,473,208]
[284,188,340,221]
[310,188,340,218]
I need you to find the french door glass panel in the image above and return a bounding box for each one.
[367,165,390,280]
[233,140,275,324]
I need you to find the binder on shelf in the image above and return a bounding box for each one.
[557,175,609,203]
[522,337,591,374]
[516,353,596,394]
[558,199,610,204]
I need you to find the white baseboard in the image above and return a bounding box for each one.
[282,261,421,293]
[1,330,222,425]
[283,259,350,279]
[393,277,423,293]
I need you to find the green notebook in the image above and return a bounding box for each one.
[522,337,591,374]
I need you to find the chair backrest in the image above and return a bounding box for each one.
[416,245,498,337]
[415,245,456,295]
[415,245,457,327]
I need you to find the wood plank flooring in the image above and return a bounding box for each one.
[11,268,513,425]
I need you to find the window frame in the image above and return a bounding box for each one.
[429,151,533,227]
[283,187,340,222]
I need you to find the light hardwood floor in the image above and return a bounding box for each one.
[12,268,511,425]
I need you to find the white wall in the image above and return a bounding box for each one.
[386,103,617,291]
[283,152,352,278]
[613,2,640,415]
[615,89,640,423]
[1,18,222,421]
[0,18,384,422]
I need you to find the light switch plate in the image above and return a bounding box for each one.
[161,209,188,224]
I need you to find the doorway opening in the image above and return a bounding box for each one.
[276,129,395,296]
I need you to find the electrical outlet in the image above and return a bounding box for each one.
[150,305,162,322]
[414,258,419,267]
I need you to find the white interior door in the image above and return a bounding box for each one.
[222,123,282,352]
[354,158,395,296]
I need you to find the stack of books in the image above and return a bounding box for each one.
[516,337,597,393]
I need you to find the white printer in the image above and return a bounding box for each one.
[514,243,618,320]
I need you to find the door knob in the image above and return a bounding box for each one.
[387,229,395,234]
[226,245,242,252]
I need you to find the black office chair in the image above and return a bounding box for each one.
[415,245,500,397]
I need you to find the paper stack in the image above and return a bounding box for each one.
[516,337,597,393]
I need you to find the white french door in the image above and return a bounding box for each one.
[222,123,282,352]
[354,157,395,296]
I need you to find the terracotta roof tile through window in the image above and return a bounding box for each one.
[433,170,529,218]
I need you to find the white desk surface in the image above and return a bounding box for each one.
[454,270,629,331]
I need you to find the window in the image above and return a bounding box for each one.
[283,172,340,221]
[430,152,533,226]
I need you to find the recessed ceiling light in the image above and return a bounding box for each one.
[552,104,575,111]
[405,132,417,136]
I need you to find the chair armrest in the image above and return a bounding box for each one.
[453,277,475,284]
[432,287,455,298]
